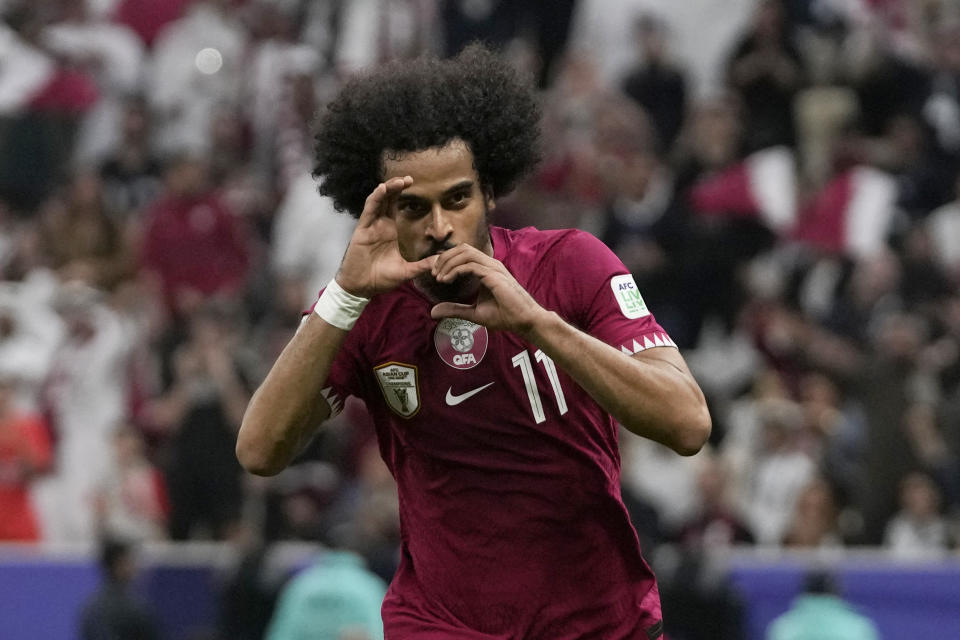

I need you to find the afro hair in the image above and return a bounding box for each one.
[312,44,542,217]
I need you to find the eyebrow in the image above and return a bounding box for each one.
[396,180,475,204]
[444,180,474,195]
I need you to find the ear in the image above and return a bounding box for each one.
[484,186,496,212]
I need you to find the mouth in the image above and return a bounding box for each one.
[419,242,455,261]
[413,252,479,303]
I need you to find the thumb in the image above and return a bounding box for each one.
[430,302,477,321]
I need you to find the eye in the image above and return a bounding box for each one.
[398,200,429,218]
[445,190,470,208]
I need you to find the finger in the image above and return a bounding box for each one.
[431,243,480,273]
[358,177,413,228]
[430,302,478,321]
[433,245,502,278]
[401,254,438,279]
[358,182,389,228]
[383,175,413,201]
[435,253,508,283]
[436,261,494,283]
[381,176,413,222]
[384,175,413,192]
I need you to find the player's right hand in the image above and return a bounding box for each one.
[334,177,436,298]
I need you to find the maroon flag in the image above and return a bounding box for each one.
[792,166,898,257]
[689,146,797,233]
[690,146,899,257]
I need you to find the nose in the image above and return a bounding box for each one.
[426,204,452,241]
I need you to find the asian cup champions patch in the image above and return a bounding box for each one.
[434,318,489,369]
[611,274,649,319]
[374,362,421,418]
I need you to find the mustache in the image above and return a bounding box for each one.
[419,240,456,261]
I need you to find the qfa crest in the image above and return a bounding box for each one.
[434,318,488,370]
[374,362,420,418]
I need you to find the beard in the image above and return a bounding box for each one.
[414,269,480,303]
[413,223,490,303]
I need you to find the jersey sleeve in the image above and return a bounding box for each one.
[303,290,369,419]
[551,231,677,356]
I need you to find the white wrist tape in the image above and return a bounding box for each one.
[313,279,369,330]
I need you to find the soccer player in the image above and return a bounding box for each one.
[238,44,711,639]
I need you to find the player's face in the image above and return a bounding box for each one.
[383,139,495,301]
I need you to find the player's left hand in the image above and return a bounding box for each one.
[429,244,548,336]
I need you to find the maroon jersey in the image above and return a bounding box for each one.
[317,227,674,639]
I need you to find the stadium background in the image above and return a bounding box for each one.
[1,0,960,638]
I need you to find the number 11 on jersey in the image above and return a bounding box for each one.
[511,349,568,424]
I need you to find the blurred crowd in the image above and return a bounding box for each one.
[2,0,960,625]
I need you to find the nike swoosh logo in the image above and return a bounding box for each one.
[445,382,495,406]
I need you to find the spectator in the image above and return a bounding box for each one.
[206,103,254,189]
[112,0,191,48]
[38,170,132,290]
[853,312,930,543]
[849,11,932,139]
[139,152,250,320]
[871,113,955,218]
[244,1,322,181]
[901,403,958,505]
[621,14,688,153]
[42,282,136,541]
[675,451,753,549]
[217,523,286,640]
[596,134,694,344]
[741,398,816,545]
[94,425,168,543]
[726,0,804,151]
[897,225,953,311]
[42,0,145,166]
[926,168,960,281]
[934,296,960,507]
[0,280,64,409]
[659,450,748,640]
[271,182,356,309]
[266,463,340,544]
[0,6,55,119]
[335,0,437,76]
[723,368,792,480]
[781,477,843,549]
[822,250,902,349]
[621,436,703,537]
[569,0,754,96]
[265,544,387,640]
[98,95,163,223]
[796,372,868,509]
[145,302,252,540]
[0,199,15,273]
[0,371,52,541]
[798,372,867,478]
[442,1,578,88]
[146,0,247,155]
[923,21,960,158]
[263,36,352,307]
[533,53,611,229]
[0,4,97,211]
[767,571,879,640]
[78,537,160,640]
[884,470,952,556]
[673,93,745,178]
